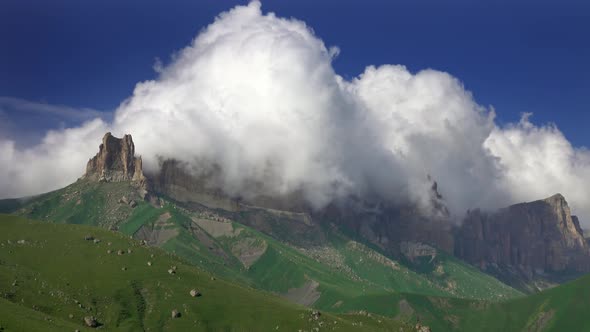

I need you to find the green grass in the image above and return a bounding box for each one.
[0,214,410,331]
[455,274,590,331]
[3,199,590,331]
[15,180,137,228]
[1,180,524,323]
[118,201,162,235]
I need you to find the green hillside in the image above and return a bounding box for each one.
[3,214,590,331]
[3,178,590,331]
[0,214,410,331]
[457,274,590,331]
[2,180,521,314]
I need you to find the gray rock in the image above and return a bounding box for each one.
[456,194,590,276]
[83,316,99,328]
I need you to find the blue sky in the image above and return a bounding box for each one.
[0,0,588,147]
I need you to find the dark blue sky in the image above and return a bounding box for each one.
[1,0,588,146]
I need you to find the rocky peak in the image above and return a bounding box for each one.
[83,132,145,183]
[455,193,590,280]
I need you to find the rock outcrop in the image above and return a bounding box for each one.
[83,132,145,183]
[455,194,590,278]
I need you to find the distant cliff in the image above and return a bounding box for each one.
[455,194,590,282]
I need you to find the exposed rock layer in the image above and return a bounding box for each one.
[455,194,590,276]
[80,133,590,284]
[84,132,145,182]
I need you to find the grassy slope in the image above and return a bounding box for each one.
[326,225,521,300]
[456,274,590,331]
[4,214,589,331]
[2,181,522,317]
[0,214,409,332]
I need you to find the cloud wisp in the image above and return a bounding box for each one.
[0,2,589,223]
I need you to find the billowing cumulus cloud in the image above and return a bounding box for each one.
[485,115,590,222]
[0,1,589,223]
[0,118,108,198]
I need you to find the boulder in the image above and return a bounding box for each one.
[415,323,431,332]
[171,309,181,318]
[310,310,321,320]
[83,316,99,328]
[190,289,201,297]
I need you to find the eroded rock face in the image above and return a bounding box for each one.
[83,132,145,183]
[455,194,590,275]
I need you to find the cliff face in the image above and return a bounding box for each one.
[83,132,145,183]
[455,194,590,276]
[150,159,454,254]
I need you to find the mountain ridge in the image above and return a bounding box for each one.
[63,132,590,292]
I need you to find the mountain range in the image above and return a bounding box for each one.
[2,132,589,331]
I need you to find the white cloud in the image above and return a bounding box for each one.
[0,1,589,224]
[485,115,590,221]
[0,118,108,198]
[349,65,506,215]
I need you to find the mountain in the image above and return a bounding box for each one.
[4,132,590,331]
[3,215,590,332]
[455,194,590,292]
[150,145,455,257]
[136,131,590,292]
[1,134,522,306]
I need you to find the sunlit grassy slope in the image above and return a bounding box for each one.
[0,180,522,323]
[3,178,590,331]
[0,214,410,331]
